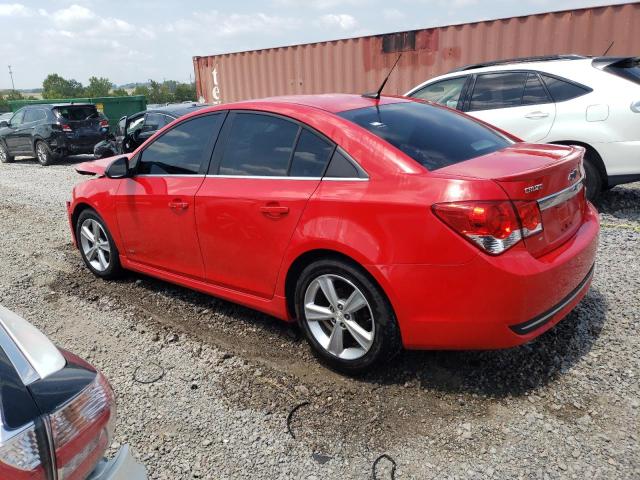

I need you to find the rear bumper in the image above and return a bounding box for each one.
[51,132,104,156]
[374,203,600,350]
[87,445,147,480]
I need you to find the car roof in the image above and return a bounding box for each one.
[147,103,209,117]
[238,94,410,113]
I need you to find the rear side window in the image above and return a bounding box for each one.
[144,113,169,131]
[540,74,590,102]
[218,113,299,176]
[469,72,528,111]
[54,106,98,121]
[138,114,223,175]
[339,102,512,170]
[23,109,47,123]
[410,77,467,109]
[522,73,551,105]
[289,129,334,177]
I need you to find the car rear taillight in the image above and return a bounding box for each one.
[61,124,73,133]
[49,373,115,480]
[99,120,109,128]
[433,199,543,255]
[0,423,46,479]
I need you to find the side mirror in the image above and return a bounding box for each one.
[0,121,8,128]
[105,156,130,179]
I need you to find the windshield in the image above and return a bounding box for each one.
[338,101,512,170]
[54,106,98,121]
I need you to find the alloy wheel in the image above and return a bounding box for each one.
[304,274,375,360]
[0,145,6,162]
[36,143,48,164]
[79,218,111,272]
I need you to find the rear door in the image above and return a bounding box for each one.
[464,71,556,141]
[195,111,335,298]
[115,113,225,278]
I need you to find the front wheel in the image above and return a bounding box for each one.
[0,142,14,163]
[76,210,122,279]
[295,259,401,375]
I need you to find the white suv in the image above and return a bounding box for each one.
[406,55,640,200]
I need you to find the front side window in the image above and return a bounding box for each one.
[410,77,467,109]
[218,113,299,176]
[10,110,24,126]
[469,72,529,111]
[137,114,223,175]
[540,74,591,102]
[339,101,512,170]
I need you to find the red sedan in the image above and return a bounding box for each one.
[67,95,598,374]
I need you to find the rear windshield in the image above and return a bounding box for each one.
[54,106,98,121]
[605,58,640,85]
[338,101,512,170]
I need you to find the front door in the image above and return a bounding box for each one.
[195,112,335,298]
[115,113,225,279]
[4,109,25,153]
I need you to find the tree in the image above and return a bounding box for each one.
[110,88,129,97]
[84,76,112,98]
[174,83,196,102]
[132,85,150,97]
[42,74,84,99]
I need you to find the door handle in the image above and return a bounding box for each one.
[168,200,189,210]
[260,205,289,217]
[524,111,549,119]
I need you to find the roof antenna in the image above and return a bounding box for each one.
[362,53,402,100]
[602,40,614,56]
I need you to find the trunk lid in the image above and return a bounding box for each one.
[438,143,587,257]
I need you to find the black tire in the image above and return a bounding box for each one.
[0,141,14,163]
[75,209,122,279]
[35,140,54,166]
[295,258,401,375]
[583,152,602,203]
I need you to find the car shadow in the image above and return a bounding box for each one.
[594,182,640,221]
[360,287,608,397]
[13,155,95,166]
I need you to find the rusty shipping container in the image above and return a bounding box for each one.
[194,2,640,104]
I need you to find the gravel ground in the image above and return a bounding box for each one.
[0,156,638,479]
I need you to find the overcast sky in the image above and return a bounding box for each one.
[0,0,633,89]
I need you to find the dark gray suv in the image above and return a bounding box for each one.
[0,104,108,166]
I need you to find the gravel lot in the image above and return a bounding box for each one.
[0,156,638,479]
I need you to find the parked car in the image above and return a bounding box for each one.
[93,103,207,158]
[0,112,13,124]
[0,103,109,166]
[0,304,147,479]
[67,94,598,374]
[406,55,640,201]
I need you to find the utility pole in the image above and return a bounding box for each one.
[8,65,15,91]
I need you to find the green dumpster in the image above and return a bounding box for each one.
[8,95,147,131]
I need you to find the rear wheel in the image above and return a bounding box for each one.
[583,151,603,203]
[76,210,122,279]
[0,142,14,163]
[295,259,401,375]
[35,141,54,166]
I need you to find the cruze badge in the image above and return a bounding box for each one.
[568,169,578,182]
[524,184,544,194]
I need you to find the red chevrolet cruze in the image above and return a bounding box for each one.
[67,94,599,374]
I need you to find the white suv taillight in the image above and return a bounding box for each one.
[0,423,46,479]
[49,373,116,480]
